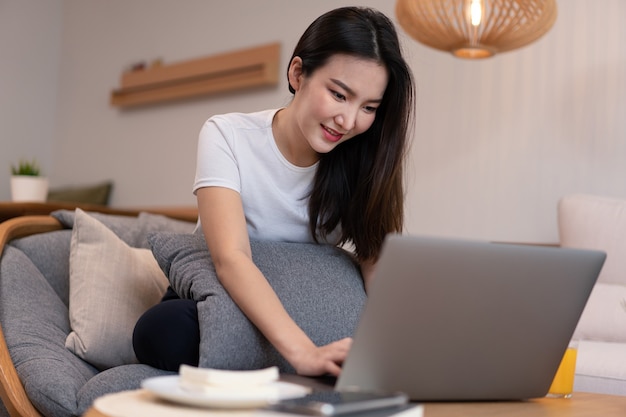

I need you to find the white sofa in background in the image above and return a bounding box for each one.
[558,193,626,396]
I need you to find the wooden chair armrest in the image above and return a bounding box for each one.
[0,216,63,258]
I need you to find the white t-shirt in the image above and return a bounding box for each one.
[193,109,327,243]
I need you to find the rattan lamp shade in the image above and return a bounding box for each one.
[396,0,557,59]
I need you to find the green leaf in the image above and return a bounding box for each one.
[11,159,41,176]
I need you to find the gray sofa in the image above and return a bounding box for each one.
[0,208,365,417]
[0,209,197,417]
[8,194,623,417]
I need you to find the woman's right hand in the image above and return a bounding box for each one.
[289,337,353,377]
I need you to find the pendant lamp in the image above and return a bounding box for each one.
[395,0,557,59]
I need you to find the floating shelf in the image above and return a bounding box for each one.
[110,42,281,108]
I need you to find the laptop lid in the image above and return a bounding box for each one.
[336,234,606,401]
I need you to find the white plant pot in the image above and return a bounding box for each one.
[10,176,49,202]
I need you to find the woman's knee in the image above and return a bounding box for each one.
[132,298,200,371]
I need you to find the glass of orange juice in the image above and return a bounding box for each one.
[547,342,578,398]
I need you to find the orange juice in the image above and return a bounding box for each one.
[548,347,577,398]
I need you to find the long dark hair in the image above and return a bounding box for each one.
[289,6,415,262]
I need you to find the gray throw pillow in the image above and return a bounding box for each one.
[148,232,367,373]
[47,181,113,205]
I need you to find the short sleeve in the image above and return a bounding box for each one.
[193,117,241,195]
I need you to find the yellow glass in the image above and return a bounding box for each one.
[547,347,577,398]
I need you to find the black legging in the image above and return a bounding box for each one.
[132,287,200,371]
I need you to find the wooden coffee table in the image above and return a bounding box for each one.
[84,391,626,417]
[424,392,626,416]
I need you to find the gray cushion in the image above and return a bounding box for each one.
[10,230,72,306]
[76,365,171,414]
[51,210,141,246]
[0,401,8,417]
[0,245,95,417]
[135,212,196,248]
[51,209,195,248]
[148,232,367,373]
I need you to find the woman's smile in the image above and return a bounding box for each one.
[321,124,344,142]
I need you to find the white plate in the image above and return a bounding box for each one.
[141,375,310,409]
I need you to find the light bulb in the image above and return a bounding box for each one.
[470,0,482,27]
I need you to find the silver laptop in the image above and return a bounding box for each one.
[336,234,606,401]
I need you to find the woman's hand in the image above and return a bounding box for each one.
[289,337,353,377]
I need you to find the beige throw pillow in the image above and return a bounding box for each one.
[65,208,169,370]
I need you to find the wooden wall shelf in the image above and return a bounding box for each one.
[110,42,281,108]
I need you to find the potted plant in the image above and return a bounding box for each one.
[10,159,49,202]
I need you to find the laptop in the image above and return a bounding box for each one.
[335,234,606,401]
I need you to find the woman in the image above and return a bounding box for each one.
[133,6,414,376]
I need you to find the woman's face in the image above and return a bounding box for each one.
[288,54,388,157]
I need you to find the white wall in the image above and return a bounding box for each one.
[3,0,626,243]
[406,1,626,242]
[51,0,344,207]
[0,0,62,196]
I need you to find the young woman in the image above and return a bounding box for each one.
[133,6,414,376]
